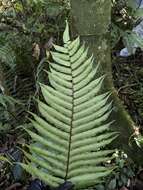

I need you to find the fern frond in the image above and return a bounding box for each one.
[0,45,15,68]
[0,60,36,126]
[0,94,20,108]
[22,21,116,189]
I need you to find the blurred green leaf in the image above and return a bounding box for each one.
[96,184,105,190]
[0,155,12,165]
[127,0,138,10]
[134,8,143,17]
[121,174,127,185]
[108,178,117,190]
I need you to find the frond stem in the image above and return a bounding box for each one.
[65,47,74,180]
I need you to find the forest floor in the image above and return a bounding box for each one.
[113,49,143,130]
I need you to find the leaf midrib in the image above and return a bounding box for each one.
[65,45,74,180]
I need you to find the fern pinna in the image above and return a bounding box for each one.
[21,21,116,189]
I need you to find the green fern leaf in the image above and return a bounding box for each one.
[21,21,116,189]
[0,45,15,68]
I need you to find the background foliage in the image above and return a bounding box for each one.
[111,0,143,53]
[0,0,70,132]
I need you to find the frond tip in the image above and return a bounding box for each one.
[22,21,116,189]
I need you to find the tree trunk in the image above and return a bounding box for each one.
[70,0,143,163]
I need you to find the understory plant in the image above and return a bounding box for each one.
[112,0,143,53]
[21,22,117,189]
[96,150,135,190]
[0,0,70,130]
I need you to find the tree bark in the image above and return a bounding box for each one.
[70,0,143,163]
